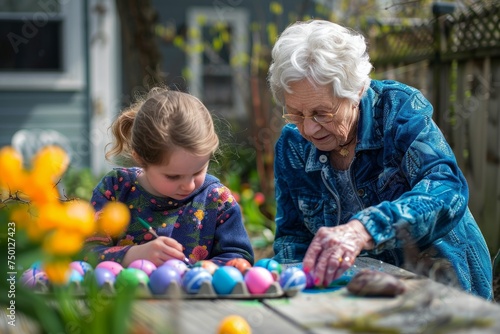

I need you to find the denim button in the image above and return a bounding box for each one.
[357,189,365,197]
[319,155,328,163]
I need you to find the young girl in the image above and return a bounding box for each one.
[83,88,254,267]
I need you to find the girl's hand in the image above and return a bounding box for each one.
[302,220,374,287]
[122,237,186,267]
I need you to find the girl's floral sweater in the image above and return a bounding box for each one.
[83,167,254,266]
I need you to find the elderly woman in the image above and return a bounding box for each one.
[268,20,492,299]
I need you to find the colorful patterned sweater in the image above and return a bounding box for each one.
[83,167,254,266]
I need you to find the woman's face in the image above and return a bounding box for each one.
[139,148,210,200]
[283,79,358,152]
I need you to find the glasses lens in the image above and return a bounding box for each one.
[314,114,335,123]
[282,114,303,124]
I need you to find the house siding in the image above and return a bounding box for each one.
[0,90,90,168]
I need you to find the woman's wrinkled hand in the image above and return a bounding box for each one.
[302,219,374,287]
[122,237,185,267]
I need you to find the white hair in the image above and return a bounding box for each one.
[268,20,373,106]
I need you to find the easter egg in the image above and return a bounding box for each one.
[96,261,123,276]
[162,259,189,277]
[212,266,244,295]
[226,258,252,275]
[21,268,48,288]
[193,260,219,275]
[67,269,84,284]
[149,266,182,295]
[217,315,252,334]
[93,267,116,287]
[244,267,274,295]
[128,259,157,276]
[279,267,307,292]
[115,268,150,290]
[182,267,212,294]
[254,258,281,280]
[70,261,94,276]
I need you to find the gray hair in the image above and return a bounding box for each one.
[268,20,372,106]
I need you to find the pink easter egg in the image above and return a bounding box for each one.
[96,261,124,276]
[128,259,157,276]
[69,261,94,276]
[244,267,274,295]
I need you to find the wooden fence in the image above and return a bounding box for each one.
[367,1,500,255]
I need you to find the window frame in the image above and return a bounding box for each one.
[0,1,84,91]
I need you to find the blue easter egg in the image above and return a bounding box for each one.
[67,269,84,284]
[255,258,282,274]
[94,267,116,287]
[279,267,307,292]
[212,266,243,295]
[149,266,182,295]
[182,267,212,294]
[70,261,94,276]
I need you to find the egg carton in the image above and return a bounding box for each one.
[28,279,301,300]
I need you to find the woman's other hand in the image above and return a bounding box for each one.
[302,220,374,286]
[122,237,186,267]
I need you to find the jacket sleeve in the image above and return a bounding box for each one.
[208,187,255,266]
[352,89,469,252]
[272,127,315,264]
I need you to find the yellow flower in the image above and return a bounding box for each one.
[64,200,96,236]
[98,202,131,237]
[194,209,204,221]
[44,260,71,285]
[42,230,85,256]
[0,146,26,191]
[31,145,69,182]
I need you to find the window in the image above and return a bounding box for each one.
[0,0,84,90]
[187,7,249,118]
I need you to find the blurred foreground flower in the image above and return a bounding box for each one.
[0,145,129,282]
[0,144,134,334]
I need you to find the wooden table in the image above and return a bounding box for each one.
[3,257,500,333]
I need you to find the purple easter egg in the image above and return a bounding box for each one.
[279,267,307,292]
[212,266,244,295]
[70,261,94,276]
[182,267,212,294]
[244,267,274,295]
[128,259,157,276]
[149,266,182,295]
[96,261,124,276]
[21,268,48,288]
[161,259,189,277]
[94,267,116,287]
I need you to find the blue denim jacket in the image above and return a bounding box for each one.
[272,80,493,299]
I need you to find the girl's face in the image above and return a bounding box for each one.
[283,79,358,152]
[139,148,210,200]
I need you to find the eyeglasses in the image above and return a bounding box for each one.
[282,100,344,124]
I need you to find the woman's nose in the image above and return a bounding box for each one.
[302,118,320,136]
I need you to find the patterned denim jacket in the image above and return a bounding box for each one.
[272,80,492,299]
